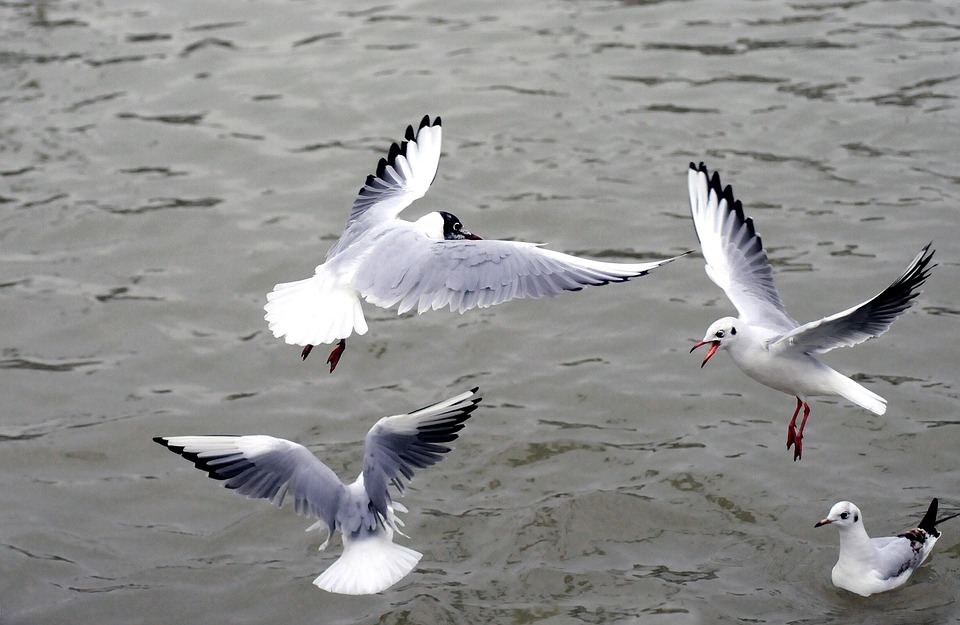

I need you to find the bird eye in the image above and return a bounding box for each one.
[454,222,462,231]
[715,330,725,338]
[840,512,849,520]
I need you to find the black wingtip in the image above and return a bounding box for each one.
[710,171,721,191]
[919,242,937,275]
[387,141,401,163]
[936,511,960,526]
[919,498,939,533]
[153,436,169,447]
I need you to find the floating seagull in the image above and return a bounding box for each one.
[265,116,688,371]
[687,162,935,460]
[815,498,959,596]
[154,388,480,595]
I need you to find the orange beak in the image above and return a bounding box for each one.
[690,340,720,368]
[814,518,831,528]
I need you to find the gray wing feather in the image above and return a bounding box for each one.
[689,162,797,332]
[354,228,686,315]
[871,535,926,580]
[362,389,480,522]
[154,435,343,533]
[771,244,934,354]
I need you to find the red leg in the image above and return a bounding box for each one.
[792,402,810,462]
[786,397,803,450]
[301,344,314,361]
[326,339,346,373]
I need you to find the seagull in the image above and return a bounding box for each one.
[154,387,480,595]
[265,115,688,372]
[815,498,959,596]
[687,162,935,460]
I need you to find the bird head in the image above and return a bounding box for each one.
[815,501,861,529]
[690,317,738,368]
[438,211,481,240]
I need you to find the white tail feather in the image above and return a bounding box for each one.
[264,274,367,346]
[313,528,422,595]
[829,370,887,415]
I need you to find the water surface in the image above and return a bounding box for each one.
[2,1,959,623]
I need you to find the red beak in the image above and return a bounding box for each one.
[690,340,720,368]
[465,232,482,240]
[814,519,831,528]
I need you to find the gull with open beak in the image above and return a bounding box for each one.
[687,162,934,460]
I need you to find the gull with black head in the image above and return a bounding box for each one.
[264,116,688,371]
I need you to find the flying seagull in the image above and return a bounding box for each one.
[265,116,688,371]
[816,498,959,596]
[687,162,935,460]
[154,387,480,594]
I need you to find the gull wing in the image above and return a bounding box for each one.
[346,115,442,228]
[771,244,934,354]
[871,533,928,581]
[353,226,688,315]
[688,162,796,333]
[362,388,480,523]
[154,435,343,533]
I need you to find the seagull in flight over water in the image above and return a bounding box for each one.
[265,116,688,372]
[816,498,959,596]
[154,388,480,595]
[687,162,935,460]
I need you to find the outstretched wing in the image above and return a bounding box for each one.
[771,244,934,354]
[154,435,343,533]
[353,226,688,314]
[688,162,796,333]
[346,115,442,227]
[362,388,481,522]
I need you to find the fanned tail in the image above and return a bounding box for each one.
[313,526,422,595]
[264,273,368,347]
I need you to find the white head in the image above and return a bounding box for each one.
[690,316,740,368]
[815,501,863,530]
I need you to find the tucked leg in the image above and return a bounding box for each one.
[326,339,346,373]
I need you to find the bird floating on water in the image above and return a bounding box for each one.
[816,498,958,596]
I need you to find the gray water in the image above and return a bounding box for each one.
[3,0,960,623]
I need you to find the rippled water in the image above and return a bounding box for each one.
[3,1,960,623]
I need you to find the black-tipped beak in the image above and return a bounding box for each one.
[690,340,720,368]
[814,519,831,528]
